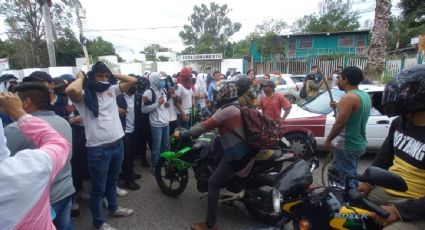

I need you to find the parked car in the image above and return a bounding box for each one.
[281,84,393,157]
[255,74,299,103]
[290,75,306,90]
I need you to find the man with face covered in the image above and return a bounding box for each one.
[141,72,170,174]
[117,79,141,190]
[66,62,137,230]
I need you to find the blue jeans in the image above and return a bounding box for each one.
[331,147,364,189]
[52,195,73,230]
[87,139,124,229]
[150,125,169,174]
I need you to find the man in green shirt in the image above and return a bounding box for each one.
[325,66,371,189]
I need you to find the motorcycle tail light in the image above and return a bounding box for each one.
[299,219,310,230]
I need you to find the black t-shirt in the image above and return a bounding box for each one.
[52,94,69,120]
[373,116,425,221]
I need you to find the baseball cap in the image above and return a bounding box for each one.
[53,77,68,88]
[23,71,53,83]
[260,79,276,88]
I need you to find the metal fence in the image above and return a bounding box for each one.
[254,54,423,79]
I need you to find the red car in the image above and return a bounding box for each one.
[281,85,394,158]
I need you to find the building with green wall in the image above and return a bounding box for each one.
[250,30,371,63]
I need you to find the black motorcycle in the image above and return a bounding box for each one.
[155,131,299,223]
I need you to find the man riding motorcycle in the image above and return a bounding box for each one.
[175,75,255,230]
[358,65,425,229]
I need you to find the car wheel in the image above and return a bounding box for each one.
[285,95,297,104]
[284,132,315,160]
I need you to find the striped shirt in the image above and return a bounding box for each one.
[260,93,291,121]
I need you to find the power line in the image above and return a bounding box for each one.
[84,25,182,32]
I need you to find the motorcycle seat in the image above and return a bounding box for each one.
[254,149,282,161]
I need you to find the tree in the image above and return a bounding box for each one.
[157,56,170,62]
[291,0,360,33]
[86,37,118,61]
[255,19,287,35]
[385,0,425,52]
[231,39,250,59]
[56,30,83,66]
[179,46,195,55]
[365,0,392,81]
[253,32,285,62]
[397,0,425,44]
[179,2,241,54]
[0,0,77,68]
[141,44,170,61]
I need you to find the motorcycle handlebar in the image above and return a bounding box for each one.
[361,197,389,219]
[348,189,389,219]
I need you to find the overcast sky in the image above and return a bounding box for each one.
[0,0,402,61]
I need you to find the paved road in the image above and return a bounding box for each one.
[73,153,376,230]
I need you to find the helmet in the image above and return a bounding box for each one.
[231,74,251,96]
[213,81,238,107]
[382,65,425,117]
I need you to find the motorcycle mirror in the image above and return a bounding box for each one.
[355,167,408,192]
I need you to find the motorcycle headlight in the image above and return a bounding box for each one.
[272,188,282,214]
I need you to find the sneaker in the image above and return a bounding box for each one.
[109,206,134,217]
[95,223,117,230]
[122,181,140,191]
[132,173,142,180]
[78,191,90,200]
[116,186,128,197]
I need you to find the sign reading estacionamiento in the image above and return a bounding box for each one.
[180,53,223,61]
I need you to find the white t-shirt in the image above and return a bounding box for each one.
[74,84,125,147]
[124,94,135,133]
[175,84,193,114]
[168,97,177,121]
[331,73,339,87]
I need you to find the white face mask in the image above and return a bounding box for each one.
[98,80,110,84]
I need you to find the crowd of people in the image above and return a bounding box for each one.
[0,62,423,230]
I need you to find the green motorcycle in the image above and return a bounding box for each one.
[155,131,298,223]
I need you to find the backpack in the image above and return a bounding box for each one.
[239,107,282,150]
[224,104,282,150]
[143,88,168,106]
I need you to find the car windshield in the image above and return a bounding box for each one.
[299,88,345,114]
[291,76,305,83]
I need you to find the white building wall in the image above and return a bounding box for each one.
[0,70,24,81]
[48,67,75,78]
[157,61,183,75]
[119,63,144,75]
[221,59,243,74]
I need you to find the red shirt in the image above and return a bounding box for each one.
[260,93,291,120]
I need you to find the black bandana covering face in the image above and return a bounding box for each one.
[83,62,117,117]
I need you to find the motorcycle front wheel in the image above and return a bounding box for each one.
[243,187,280,224]
[155,158,189,197]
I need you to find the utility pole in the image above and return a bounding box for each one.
[74,0,90,68]
[40,0,56,67]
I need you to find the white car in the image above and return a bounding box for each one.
[255,74,299,103]
[290,75,306,90]
[281,84,394,156]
